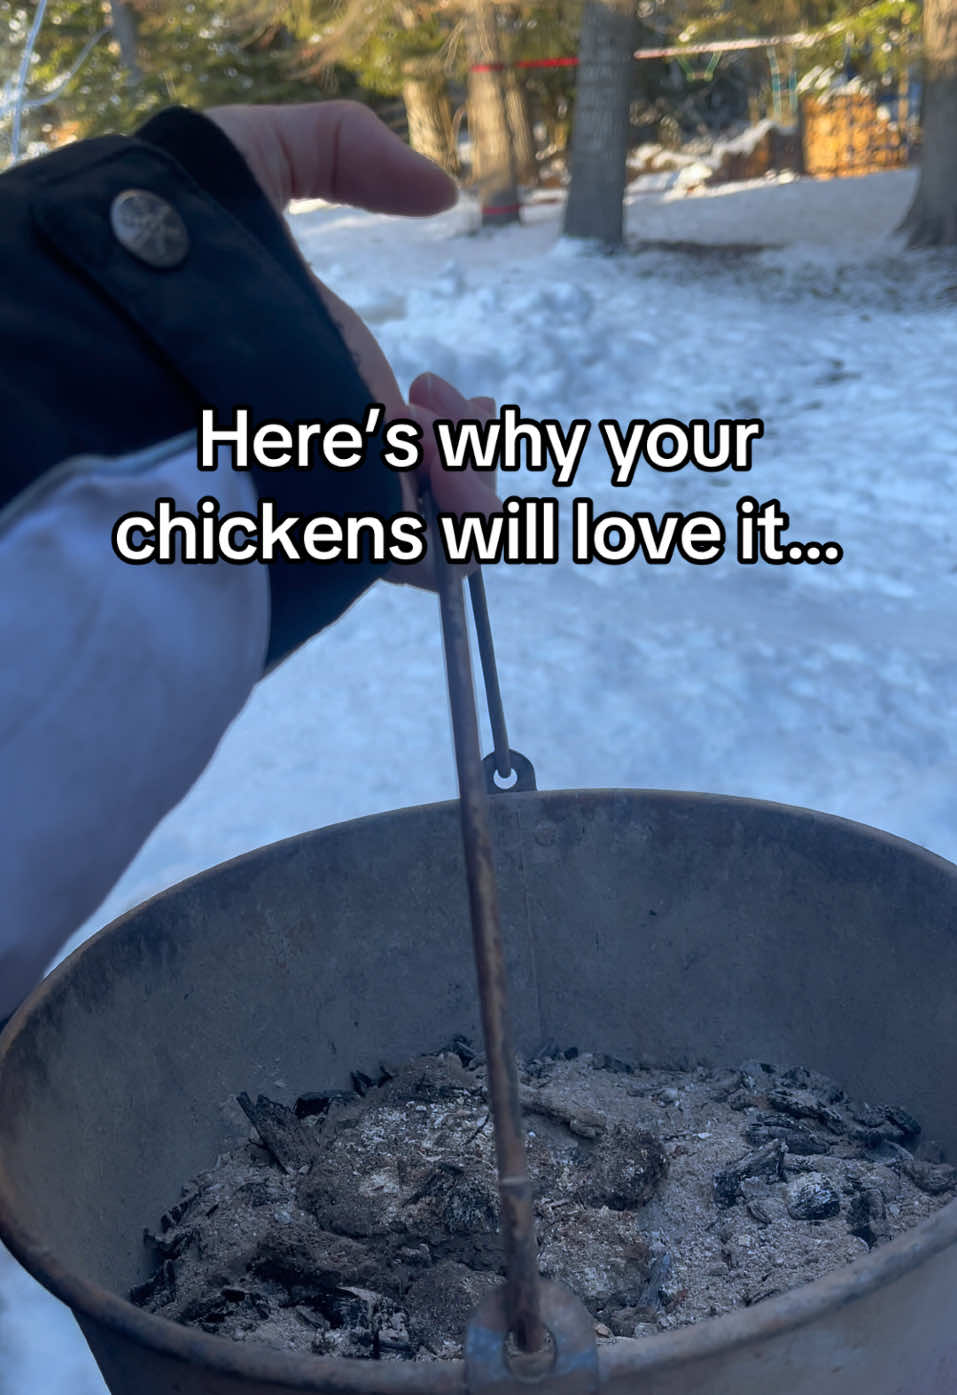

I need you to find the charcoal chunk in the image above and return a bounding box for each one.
[713,1141,786,1208]
[591,1053,635,1075]
[236,1093,316,1173]
[766,1087,845,1134]
[746,1113,829,1155]
[160,1188,202,1232]
[786,1172,841,1220]
[781,1066,844,1103]
[849,1101,886,1129]
[885,1106,921,1141]
[445,1035,479,1066]
[130,1259,176,1308]
[294,1090,355,1120]
[847,1188,888,1247]
[713,1168,744,1209]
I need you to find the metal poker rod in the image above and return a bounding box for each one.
[420,484,545,1356]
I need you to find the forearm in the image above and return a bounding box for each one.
[0,434,269,1021]
[0,104,444,1019]
[0,105,403,668]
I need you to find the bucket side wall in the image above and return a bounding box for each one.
[1,790,955,1343]
[506,792,957,1151]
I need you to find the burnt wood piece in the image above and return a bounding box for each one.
[516,1085,605,1139]
[766,1087,845,1134]
[713,1140,786,1208]
[294,1089,355,1120]
[237,1092,316,1174]
[745,1113,829,1155]
[129,1258,176,1308]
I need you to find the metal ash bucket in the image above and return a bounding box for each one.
[1,789,956,1395]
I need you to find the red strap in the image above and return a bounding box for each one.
[515,57,579,68]
[470,56,579,72]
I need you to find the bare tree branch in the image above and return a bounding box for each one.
[10,0,50,163]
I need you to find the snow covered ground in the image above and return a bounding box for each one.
[2,166,956,1392]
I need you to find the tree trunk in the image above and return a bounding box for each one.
[108,0,141,84]
[900,0,957,246]
[466,0,520,225]
[505,65,537,184]
[401,56,460,175]
[563,0,638,246]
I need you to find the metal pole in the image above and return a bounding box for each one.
[769,48,783,123]
[468,572,512,781]
[422,486,545,1355]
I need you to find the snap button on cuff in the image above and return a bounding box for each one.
[109,189,189,268]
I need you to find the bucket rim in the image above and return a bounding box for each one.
[2,786,956,1392]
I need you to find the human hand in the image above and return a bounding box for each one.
[396,372,499,588]
[204,102,499,586]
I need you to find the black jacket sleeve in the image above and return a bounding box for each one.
[0,105,403,669]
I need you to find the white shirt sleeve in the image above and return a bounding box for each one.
[0,433,269,1019]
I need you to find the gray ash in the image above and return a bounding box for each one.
[132,1049,955,1360]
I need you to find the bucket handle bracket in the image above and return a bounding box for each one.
[483,749,537,794]
[466,1278,599,1395]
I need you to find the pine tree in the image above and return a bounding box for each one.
[465,0,520,220]
[563,0,637,245]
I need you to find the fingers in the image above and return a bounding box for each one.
[408,373,495,428]
[384,374,500,591]
[208,102,458,215]
[408,404,500,518]
[309,102,458,213]
[409,372,475,417]
[407,374,500,517]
